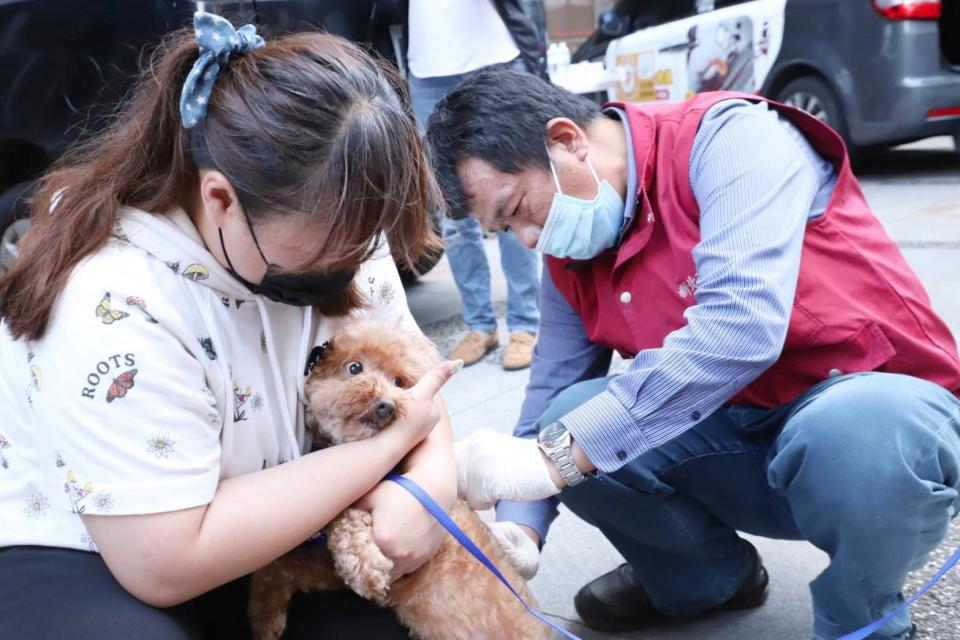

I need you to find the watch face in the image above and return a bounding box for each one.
[540,421,567,445]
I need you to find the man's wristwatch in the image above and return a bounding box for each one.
[538,421,587,487]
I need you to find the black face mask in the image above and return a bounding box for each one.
[218,214,355,307]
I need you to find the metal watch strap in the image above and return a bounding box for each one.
[541,424,587,487]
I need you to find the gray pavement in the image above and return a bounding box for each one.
[405,136,960,640]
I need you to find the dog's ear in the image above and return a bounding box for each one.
[304,339,333,377]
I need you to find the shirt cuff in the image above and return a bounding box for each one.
[495,497,560,546]
[559,389,650,473]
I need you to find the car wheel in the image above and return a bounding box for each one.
[776,76,849,145]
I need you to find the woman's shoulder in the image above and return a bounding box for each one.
[61,244,177,310]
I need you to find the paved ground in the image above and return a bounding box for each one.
[404,136,960,640]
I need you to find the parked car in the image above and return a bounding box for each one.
[573,0,960,152]
[0,0,442,278]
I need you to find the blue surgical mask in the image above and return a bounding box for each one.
[535,155,625,260]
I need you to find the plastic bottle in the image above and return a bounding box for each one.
[558,42,571,74]
[547,42,560,79]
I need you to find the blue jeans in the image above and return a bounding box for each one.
[408,71,540,335]
[542,372,960,640]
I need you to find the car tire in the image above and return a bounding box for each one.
[0,181,36,270]
[776,76,850,147]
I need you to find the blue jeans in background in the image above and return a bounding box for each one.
[409,71,540,335]
[540,372,960,640]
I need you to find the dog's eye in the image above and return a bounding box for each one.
[393,377,404,388]
[347,361,363,375]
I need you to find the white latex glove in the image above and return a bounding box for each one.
[487,521,541,580]
[454,428,560,510]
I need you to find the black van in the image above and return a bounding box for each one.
[0,0,444,275]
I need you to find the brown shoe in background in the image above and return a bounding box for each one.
[502,331,537,371]
[448,330,499,366]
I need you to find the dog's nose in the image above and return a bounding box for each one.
[373,398,396,424]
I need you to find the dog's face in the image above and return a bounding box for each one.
[305,322,441,445]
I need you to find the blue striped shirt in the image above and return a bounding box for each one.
[496,99,838,541]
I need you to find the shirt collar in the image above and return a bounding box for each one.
[602,106,638,243]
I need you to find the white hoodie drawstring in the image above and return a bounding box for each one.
[255,299,300,460]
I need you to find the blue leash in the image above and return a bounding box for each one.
[388,473,959,640]
[387,473,582,639]
[837,544,960,640]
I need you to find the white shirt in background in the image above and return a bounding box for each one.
[407,0,520,78]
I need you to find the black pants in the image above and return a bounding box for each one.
[0,546,410,639]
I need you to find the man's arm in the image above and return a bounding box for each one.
[495,257,612,543]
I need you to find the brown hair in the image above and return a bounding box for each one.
[0,28,440,341]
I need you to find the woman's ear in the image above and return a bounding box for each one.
[545,117,590,162]
[198,170,243,228]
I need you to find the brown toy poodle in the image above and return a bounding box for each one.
[248,322,551,640]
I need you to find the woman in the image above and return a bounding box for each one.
[0,12,458,638]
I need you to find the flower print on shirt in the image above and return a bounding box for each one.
[378,282,396,306]
[95,292,129,325]
[26,364,41,406]
[146,433,176,459]
[0,434,10,469]
[64,470,93,514]
[125,296,159,324]
[93,492,114,513]
[23,493,49,519]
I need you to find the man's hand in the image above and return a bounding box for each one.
[356,479,446,581]
[454,428,561,509]
[487,521,541,580]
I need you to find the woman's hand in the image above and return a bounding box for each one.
[373,359,463,454]
[454,428,562,509]
[355,478,446,581]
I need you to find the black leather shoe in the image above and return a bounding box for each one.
[574,541,769,632]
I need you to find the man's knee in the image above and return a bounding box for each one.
[770,373,960,512]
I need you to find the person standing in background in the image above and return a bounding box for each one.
[405,0,545,370]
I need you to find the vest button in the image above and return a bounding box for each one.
[828,368,842,378]
[619,291,632,304]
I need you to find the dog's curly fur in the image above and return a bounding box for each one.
[248,322,550,640]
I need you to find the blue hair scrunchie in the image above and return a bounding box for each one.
[180,12,265,129]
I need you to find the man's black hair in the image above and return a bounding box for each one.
[425,68,601,220]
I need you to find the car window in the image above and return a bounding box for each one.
[624,0,697,29]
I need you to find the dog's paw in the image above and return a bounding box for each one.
[250,611,287,640]
[328,508,394,603]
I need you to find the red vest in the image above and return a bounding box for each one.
[548,92,960,408]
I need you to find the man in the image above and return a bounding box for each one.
[426,69,960,640]
[405,0,545,370]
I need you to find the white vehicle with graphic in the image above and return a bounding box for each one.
[572,0,960,152]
